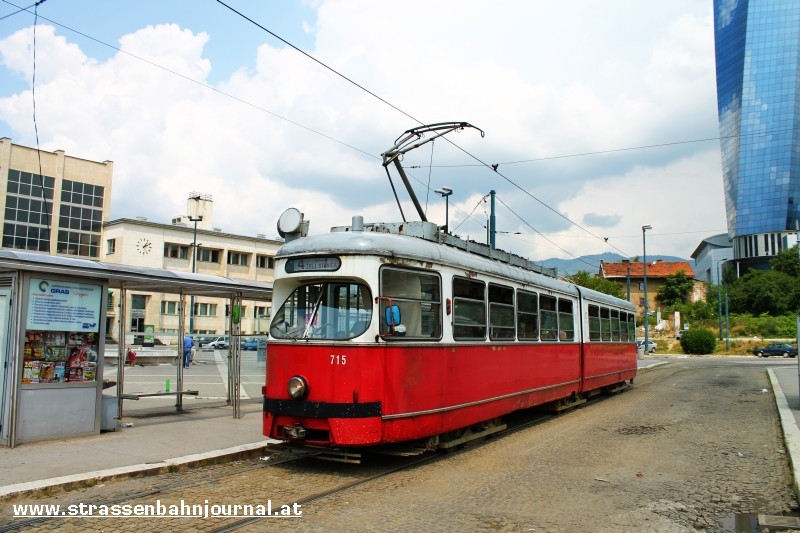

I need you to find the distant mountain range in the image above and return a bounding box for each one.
[538,252,691,277]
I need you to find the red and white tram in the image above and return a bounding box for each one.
[263,211,637,454]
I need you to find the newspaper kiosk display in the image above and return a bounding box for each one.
[22,331,98,384]
[21,278,101,385]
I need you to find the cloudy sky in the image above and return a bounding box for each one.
[0,0,725,265]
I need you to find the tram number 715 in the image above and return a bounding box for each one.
[330,354,347,365]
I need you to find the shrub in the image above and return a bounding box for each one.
[680,328,717,355]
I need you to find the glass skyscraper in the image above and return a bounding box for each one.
[713,0,800,269]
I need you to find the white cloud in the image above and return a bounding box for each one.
[0,1,721,258]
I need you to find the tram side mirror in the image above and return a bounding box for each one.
[384,305,404,335]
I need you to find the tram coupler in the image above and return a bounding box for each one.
[283,424,307,440]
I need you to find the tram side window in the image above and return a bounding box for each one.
[619,311,629,342]
[627,313,636,341]
[558,299,574,341]
[488,283,515,340]
[599,307,611,341]
[453,277,486,340]
[588,305,601,341]
[379,268,441,339]
[610,309,620,341]
[517,290,539,340]
[540,295,558,340]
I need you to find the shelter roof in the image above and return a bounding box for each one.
[0,249,272,300]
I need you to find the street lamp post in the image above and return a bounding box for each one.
[188,215,203,334]
[622,259,631,302]
[434,187,453,233]
[716,260,725,341]
[642,225,652,351]
[724,285,730,351]
[716,259,731,348]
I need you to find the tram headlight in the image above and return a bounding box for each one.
[287,375,308,399]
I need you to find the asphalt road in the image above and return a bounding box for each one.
[9,356,797,532]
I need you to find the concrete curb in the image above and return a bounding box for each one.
[767,368,800,502]
[637,361,669,371]
[0,440,276,501]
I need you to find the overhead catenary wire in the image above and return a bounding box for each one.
[0,0,42,21]
[29,0,51,246]
[213,1,635,258]
[0,0,377,160]
[214,0,426,129]
[3,0,726,260]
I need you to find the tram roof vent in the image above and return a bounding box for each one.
[331,219,556,277]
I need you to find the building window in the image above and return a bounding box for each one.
[254,305,271,318]
[160,301,179,315]
[107,238,116,254]
[256,255,274,269]
[2,169,54,252]
[164,243,189,259]
[227,251,249,266]
[198,249,220,263]
[193,303,217,316]
[56,179,104,258]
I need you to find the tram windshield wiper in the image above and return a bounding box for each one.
[302,290,325,339]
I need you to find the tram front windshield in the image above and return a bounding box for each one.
[270,282,372,340]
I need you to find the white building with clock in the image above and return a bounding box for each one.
[102,194,282,344]
[1,139,281,344]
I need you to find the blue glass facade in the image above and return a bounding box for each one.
[714,0,800,263]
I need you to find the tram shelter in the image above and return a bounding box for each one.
[0,249,272,448]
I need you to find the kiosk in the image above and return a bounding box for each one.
[0,250,272,448]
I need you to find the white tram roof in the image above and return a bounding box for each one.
[276,219,633,311]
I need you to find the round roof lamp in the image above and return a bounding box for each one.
[277,208,303,237]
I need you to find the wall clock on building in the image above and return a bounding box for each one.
[136,237,152,255]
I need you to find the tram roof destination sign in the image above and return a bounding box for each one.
[27,277,102,332]
[285,257,341,273]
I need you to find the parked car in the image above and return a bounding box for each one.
[194,336,217,347]
[205,337,229,350]
[242,338,266,351]
[753,343,797,358]
[636,340,657,354]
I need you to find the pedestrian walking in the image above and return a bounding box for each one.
[126,347,137,367]
[183,335,194,369]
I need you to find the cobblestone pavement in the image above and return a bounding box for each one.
[2,359,796,532]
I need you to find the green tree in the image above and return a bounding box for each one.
[566,270,626,299]
[770,245,800,277]
[727,269,800,315]
[656,271,694,307]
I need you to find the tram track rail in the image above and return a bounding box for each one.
[209,384,632,532]
[0,379,643,533]
[210,453,439,533]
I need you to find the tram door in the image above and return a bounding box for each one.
[0,288,12,446]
